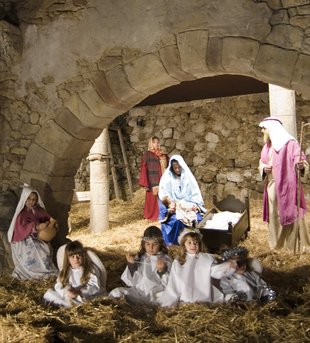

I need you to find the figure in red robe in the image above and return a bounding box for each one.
[139,136,169,221]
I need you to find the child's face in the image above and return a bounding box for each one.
[25,192,38,209]
[144,239,160,256]
[184,237,199,254]
[152,138,160,150]
[235,259,247,274]
[69,253,83,269]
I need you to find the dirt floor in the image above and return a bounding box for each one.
[0,189,310,343]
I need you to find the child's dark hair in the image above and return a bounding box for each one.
[178,231,203,265]
[137,226,168,258]
[220,246,250,270]
[59,240,93,286]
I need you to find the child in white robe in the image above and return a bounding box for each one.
[220,246,276,302]
[44,240,107,307]
[109,226,172,306]
[156,229,236,307]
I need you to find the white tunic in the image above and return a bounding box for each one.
[43,265,103,307]
[157,252,234,307]
[109,253,172,306]
[220,271,268,302]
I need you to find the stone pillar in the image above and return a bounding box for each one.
[87,129,110,233]
[268,84,297,138]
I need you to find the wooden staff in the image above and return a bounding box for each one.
[295,122,310,254]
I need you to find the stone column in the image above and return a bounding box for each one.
[268,84,297,138]
[87,129,110,233]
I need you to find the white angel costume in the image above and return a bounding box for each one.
[109,253,172,306]
[43,244,107,307]
[156,253,234,307]
[220,271,272,302]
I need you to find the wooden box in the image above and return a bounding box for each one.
[197,195,250,253]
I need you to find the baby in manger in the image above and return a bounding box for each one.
[161,196,198,226]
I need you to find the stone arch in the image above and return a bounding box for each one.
[3,0,310,239]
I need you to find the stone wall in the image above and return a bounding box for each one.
[75,92,310,202]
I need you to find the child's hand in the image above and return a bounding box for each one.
[156,258,167,273]
[126,253,136,264]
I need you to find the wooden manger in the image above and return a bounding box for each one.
[197,194,250,253]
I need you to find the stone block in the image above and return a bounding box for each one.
[193,156,206,167]
[105,65,145,105]
[194,142,204,152]
[222,37,259,74]
[216,173,227,184]
[205,132,219,143]
[266,24,304,50]
[184,131,196,142]
[270,9,289,25]
[206,37,224,73]
[98,54,122,72]
[90,71,128,110]
[21,123,40,136]
[266,0,285,10]
[177,30,210,77]
[192,123,205,134]
[303,37,310,55]
[227,171,243,183]
[159,45,196,81]
[254,44,298,87]
[56,108,102,140]
[292,54,310,98]
[79,85,121,118]
[65,93,109,127]
[162,128,173,139]
[35,120,93,158]
[124,53,178,94]
[282,0,309,8]
[23,143,56,175]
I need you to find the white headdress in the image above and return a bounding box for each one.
[259,117,296,152]
[178,228,202,245]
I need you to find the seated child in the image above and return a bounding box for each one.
[220,246,276,302]
[44,240,107,307]
[156,228,236,307]
[8,185,58,280]
[109,226,172,306]
[162,196,197,226]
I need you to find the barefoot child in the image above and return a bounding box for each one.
[44,240,107,307]
[109,226,172,306]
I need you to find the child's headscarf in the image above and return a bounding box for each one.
[7,184,45,243]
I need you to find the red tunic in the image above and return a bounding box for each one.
[12,206,50,243]
[139,151,168,221]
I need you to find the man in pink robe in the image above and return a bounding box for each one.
[258,117,310,252]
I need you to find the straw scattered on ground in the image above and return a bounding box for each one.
[1,188,310,343]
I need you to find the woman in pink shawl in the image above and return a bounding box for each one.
[7,185,58,280]
[258,117,310,253]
